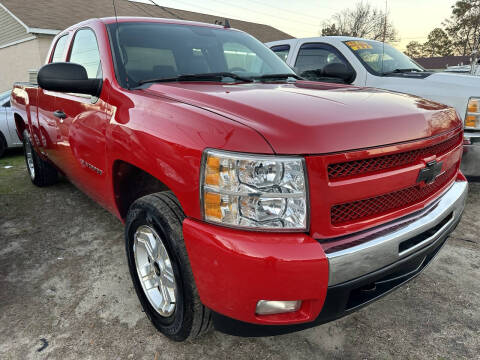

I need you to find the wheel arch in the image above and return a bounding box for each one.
[14,113,27,141]
[112,160,173,220]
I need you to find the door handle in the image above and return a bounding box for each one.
[53,110,66,119]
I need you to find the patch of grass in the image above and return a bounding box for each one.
[0,150,33,195]
[0,149,24,167]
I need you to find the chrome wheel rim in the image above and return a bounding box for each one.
[24,138,35,180]
[133,225,177,317]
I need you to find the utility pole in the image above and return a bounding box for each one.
[471,49,479,75]
[380,0,387,74]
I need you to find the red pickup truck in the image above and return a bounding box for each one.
[11,17,468,341]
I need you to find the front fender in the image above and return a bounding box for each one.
[107,94,273,220]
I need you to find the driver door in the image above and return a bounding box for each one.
[52,28,111,206]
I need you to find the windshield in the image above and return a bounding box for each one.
[343,40,424,75]
[107,22,296,87]
[0,90,10,101]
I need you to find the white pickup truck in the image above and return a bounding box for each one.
[445,63,480,76]
[266,37,480,177]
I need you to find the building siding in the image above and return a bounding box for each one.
[0,35,53,91]
[0,4,30,46]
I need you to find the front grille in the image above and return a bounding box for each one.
[331,166,456,225]
[328,133,462,179]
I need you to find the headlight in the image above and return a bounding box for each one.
[465,98,480,129]
[200,149,308,231]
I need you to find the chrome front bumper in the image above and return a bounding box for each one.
[461,131,480,177]
[326,180,468,286]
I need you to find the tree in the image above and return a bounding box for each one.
[321,24,340,36]
[422,28,454,56]
[320,1,397,42]
[404,41,426,58]
[444,0,480,55]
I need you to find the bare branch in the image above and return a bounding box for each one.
[320,1,397,42]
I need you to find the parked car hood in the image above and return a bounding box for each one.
[145,81,461,154]
[374,71,479,122]
[426,72,480,88]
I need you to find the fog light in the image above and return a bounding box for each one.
[255,300,302,315]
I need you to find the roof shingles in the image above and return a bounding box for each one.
[414,55,471,70]
[0,0,293,42]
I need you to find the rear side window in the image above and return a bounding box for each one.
[270,44,290,62]
[69,29,102,79]
[294,43,353,83]
[51,35,69,63]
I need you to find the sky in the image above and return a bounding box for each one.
[132,0,457,50]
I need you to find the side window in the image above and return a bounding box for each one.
[51,35,69,63]
[69,29,102,79]
[270,45,290,62]
[294,43,353,83]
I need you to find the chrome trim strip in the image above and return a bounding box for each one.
[203,186,304,198]
[464,131,480,142]
[326,181,468,286]
[461,131,480,176]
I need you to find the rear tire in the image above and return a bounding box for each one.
[0,132,6,158]
[23,130,58,186]
[125,192,212,341]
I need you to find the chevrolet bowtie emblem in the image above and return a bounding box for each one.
[417,160,443,184]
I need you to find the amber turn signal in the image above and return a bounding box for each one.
[204,192,222,219]
[468,100,478,113]
[205,155,220,186]
[466,115,477,128]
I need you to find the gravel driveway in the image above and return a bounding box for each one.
[1,149,479,359]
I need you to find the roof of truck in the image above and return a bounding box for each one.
[99,16,226,29]
[266,36,384,46]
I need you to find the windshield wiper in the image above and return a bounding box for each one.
[383,68,424,75]
[252,73,303,81]
[136,72,253,86]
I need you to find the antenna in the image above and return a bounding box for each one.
[112,0,130,89]
[380,0,387,75]
[224,18,231,28]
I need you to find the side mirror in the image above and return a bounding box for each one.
[323,63,355,83]
[37,62,102,97]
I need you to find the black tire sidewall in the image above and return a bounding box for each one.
[0,132,6,158]
[22,130,35,180]
[125,202,192,340]
[22,129,58,186]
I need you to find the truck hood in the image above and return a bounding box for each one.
[145,81,461,154]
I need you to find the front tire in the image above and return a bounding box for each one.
[23,130,58,186]
[125,192,212,341]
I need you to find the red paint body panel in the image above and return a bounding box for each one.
[9,17,465,326]
[147,83,461,154]
[183,218,329,324]
[306,127,463,239]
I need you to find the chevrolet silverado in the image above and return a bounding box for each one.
[11,17,467,341]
